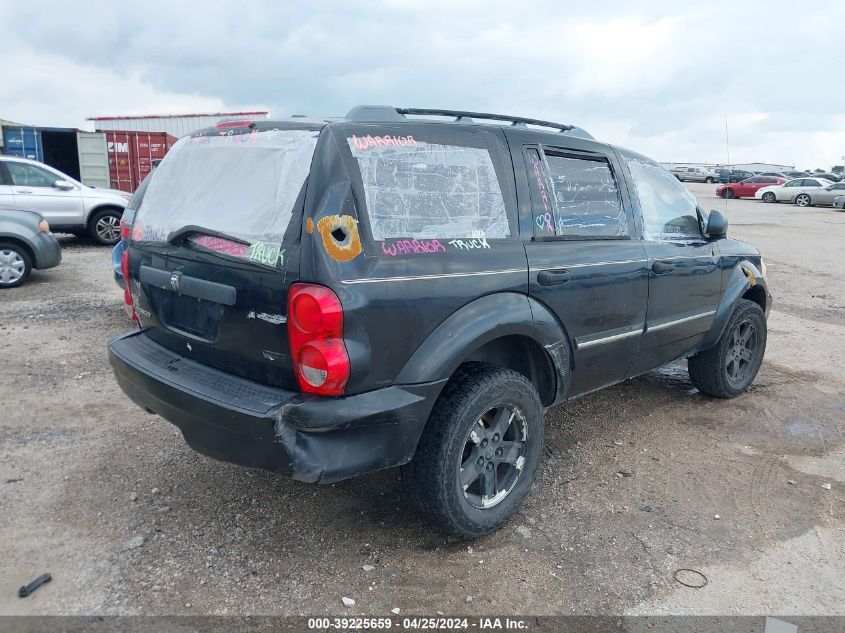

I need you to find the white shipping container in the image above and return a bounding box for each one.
[87,111,268,139]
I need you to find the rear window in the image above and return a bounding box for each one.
[345,132,510,241]
[132,128,319,251]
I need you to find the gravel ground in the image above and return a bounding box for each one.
[1,183,843,615]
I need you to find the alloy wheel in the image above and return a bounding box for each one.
[725,319,758,386]
[459,404,528,509]
[96,215,121,242]
[795,194,810,207]
[0,249,26,285]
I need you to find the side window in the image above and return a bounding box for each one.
[6,162,59,188]
[346,132,510,242]
[0,163,9,186]
[524,148,626,239]
[624,155,703,242]
[785,180,800,187]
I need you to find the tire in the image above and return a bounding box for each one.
[761,192,776,203]
[87,208,123,245]
[723,188,735,199]
[403,363,544,539]
[705,177,715,184]
[795,193,811,207]
[688,299,766,398]
[0,241,33,289]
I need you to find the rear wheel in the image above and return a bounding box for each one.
[0,242,32,288]
[795,193,811,207]
[88,208,123,245]
[761,192,776,203]
[723,188,735,199]
[403,363,544,539]
[688,299,766,398]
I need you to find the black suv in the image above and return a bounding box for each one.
[109,106,771,538]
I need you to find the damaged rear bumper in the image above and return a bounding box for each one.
[108,330,445,483]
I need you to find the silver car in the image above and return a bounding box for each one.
[833,194,845,210]
[0,207,62,288]
[791,181,845,207]
[755,177,833,205]
[671,166,719,183]
[0,156,130,244]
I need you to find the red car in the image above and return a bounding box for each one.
[716,176,786,199]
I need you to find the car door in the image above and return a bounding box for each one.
[734,177,756,197]
[4,160,84,226]
[816,183,845,205]
[778,179,803,201]
[511,134,649,396]
[0,162,15,208]
[618,151,723,375]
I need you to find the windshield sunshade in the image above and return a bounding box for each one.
[132,129,320,260]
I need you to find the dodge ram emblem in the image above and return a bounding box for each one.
[170,272,181,293]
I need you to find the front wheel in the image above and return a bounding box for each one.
[688,299,766,398]
[723,188,735,199]
[705,177,715,183]
[88,208,123,245]
[403,363,544,539]
[762,192,776,203]
[0,242,33,288]
[795,193,811,207]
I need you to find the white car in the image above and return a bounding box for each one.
[0,156,131,244]
[755,177,833,206]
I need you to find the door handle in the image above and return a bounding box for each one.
[537,269,571,285]
[652,261,675,274]
[15,189,33,194]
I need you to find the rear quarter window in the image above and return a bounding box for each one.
[342,129,511,245]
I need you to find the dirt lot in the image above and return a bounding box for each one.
[1,183,843,616]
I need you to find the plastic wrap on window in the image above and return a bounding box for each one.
[542,153,626,237]
[347,137,509,241]
[133,129,319,250]
[625,157,701,242]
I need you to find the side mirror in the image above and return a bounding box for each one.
[706,209,728,239]
[53,180,74,191]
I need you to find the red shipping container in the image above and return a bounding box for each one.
[100,130,178,193]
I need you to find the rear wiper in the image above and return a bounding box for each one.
[166,225,250,247]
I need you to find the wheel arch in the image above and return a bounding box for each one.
[395,292,571,406]
[696,260,769,352]
[84,204,125,226]
[0,235,36,268]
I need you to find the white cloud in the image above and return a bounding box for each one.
[0,0,843,168]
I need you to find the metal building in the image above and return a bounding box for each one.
[86,111,269,139]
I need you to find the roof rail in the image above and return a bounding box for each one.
[345,105,593,138]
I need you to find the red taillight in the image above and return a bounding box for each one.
[120,218,130,240]
[287,283,349,396]
[121,249,137,321]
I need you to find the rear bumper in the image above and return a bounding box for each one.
[108,330,445,483]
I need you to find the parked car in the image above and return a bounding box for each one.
[716,176,786,199]
[113,171,154,290]
[755,177,833,204]
[811,172,842,182]
[108,106,771,538]
[718,169,754,183]
[833,195,845,210]
[783,171,811,178]
[0,207,62,288]
[671,166,718,183]
[0,156,130,245]
[788,182,845,207]
[756,172,789,179]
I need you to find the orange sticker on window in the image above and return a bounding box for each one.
[316,214,363,262]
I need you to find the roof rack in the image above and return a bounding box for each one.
[345,105,593,139]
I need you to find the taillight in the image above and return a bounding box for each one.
[287,283,349,396]
[119,218,130,240]
[121,249,137,321]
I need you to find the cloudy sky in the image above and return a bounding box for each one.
[1,1,842,169]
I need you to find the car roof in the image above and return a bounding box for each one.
[191,105,599,147]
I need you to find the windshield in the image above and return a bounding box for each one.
[133,128,320,248]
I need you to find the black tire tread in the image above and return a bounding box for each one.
[87,207,122,245]
[688,299,766,398]
[403,362,543,538]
